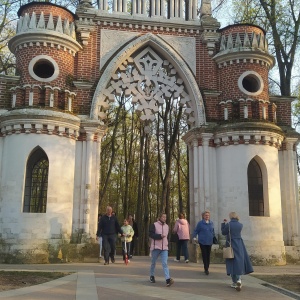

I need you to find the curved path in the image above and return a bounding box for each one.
[0,256,299,300]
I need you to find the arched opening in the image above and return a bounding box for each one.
[23,147,49,213]
[247,157,268,216]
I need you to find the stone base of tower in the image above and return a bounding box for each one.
[285,246,300,264]
[188,240,300,266]
[0,238,99,264]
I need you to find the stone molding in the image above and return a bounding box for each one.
[158,34,196,75]
[100,30,197,74]
[0,109,80,139]
[75,9,202,38]
[0,75,20,83]
[73,81,94,89]
[213,130,284,148]
[76,17,96,46]
[100,29,138,69]
[213,49,275,69]
[90,33,206,127]
[9,30,82,56]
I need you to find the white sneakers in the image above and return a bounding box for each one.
[236,280,242,291]
[174,259,180,262]
[230,280,242,291]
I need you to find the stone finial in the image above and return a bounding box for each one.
[200,0,212,17]
[77,0,93,9]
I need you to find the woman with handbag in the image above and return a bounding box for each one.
[221,212,253,291]
[193,210,215,275]
[173,213,190,263]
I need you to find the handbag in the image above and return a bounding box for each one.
[170,233,179,243]
[223,223,234,259]
[213,235,218,244]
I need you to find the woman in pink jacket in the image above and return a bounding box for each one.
[149,213,174,287]
[173,213,190,263]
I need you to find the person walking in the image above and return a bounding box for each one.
[96,214,103,261]
[193,210,215,275]
[128,214,138,258]
[149,213,174,287]
[120,218,134,263]
[173,212,190,263]
[221,211,253,291]
[97,206,123,265]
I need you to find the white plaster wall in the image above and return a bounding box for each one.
[0,133,76,248]
[215,144,284,246]
[72,139,100,238]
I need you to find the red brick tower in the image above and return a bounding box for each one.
[213,24,276,125]
[8,2,81,112]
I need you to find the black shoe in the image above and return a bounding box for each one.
[205,270,209,275]
[104,261,109,265]
[166,278,174,287]
[150,276,155,283]
[111,257,115,263]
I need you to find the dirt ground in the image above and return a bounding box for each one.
[0,271,71,292]
[251,274,300,294]
[0,271,299,295]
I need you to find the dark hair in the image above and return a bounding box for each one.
[178,213,185,219]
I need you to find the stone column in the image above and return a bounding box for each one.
[286,138,300,246]
[83,131,94,233]
[169,0,174,18]
[202,133,213,211]
[132,0,137,14]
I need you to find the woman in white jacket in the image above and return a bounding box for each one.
[173,213,190,263]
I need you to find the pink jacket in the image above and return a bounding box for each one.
[173,218,190,240]
[149,221,169,251]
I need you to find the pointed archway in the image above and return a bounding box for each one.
[90,33,206,127]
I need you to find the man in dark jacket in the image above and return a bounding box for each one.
[97,206,123,265]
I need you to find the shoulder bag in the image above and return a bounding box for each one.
[223,223,234,259]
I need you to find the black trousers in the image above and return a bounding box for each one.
[102,234,116,262]
[199,244,212,271]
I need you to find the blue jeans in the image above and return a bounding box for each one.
[176,239,189,260]
[231,274,241,283]
[150,249,170,280]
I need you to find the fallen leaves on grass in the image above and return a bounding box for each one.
[0,271,71,291]
[251,274,300,294]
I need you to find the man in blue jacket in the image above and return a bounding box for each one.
[97,206,123,265]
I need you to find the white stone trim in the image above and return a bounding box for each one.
[90,33,206,127]
[214,130,284,148]
[238,71,264,96]
[28,55,59,83]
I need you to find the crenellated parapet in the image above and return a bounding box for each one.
[214,24,275,68]
[9,10,82,56]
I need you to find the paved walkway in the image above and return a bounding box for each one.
[0,256,299,300]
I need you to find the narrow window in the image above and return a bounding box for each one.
[247,159,264,216]
[23,147,49,213]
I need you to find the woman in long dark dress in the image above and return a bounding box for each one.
[221,212,253,291]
